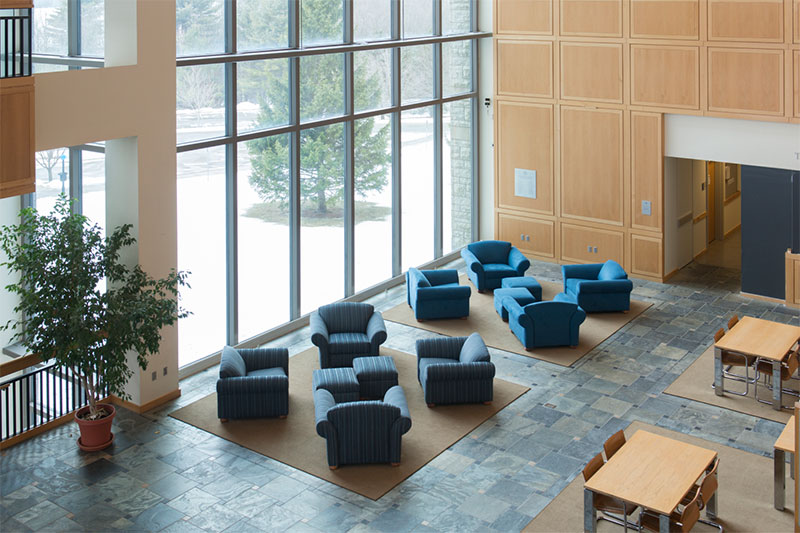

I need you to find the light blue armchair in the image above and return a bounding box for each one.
[406,268,471,320]
[503,295,586,349]
[310,302,387,368]
[314,385,412,469]
[562,260,633,313]
[460,240,530,292]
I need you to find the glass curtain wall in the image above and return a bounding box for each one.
[32,0,104,72]
[176,0,479,367]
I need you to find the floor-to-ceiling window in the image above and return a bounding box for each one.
[31,0,104,72]
[176,0,481,367]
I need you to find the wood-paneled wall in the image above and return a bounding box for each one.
[0,77,35,199]
[494,0,800,282]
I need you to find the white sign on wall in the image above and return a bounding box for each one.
[514,168,537,199]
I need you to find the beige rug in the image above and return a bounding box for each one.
[383,275,651,367]
[170,347,528,500]
[665,346,798,424]
[524,421,794,532]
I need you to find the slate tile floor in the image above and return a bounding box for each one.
[2,259,799,532]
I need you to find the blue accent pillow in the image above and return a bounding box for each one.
[220,345,246,378]
[460,333,490,363]
[597,260,627,281]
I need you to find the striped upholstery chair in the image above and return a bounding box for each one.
[314,385,412,469]
[216,346,289,420]
[310,302,388,368]
[416,333,495,406]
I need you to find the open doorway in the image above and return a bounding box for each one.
[665,157,742,274]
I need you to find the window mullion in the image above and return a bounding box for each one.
[289,0,301,319]
[391,0,402,277]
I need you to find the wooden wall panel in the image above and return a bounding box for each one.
[708,0,784,42]
[561,223,624,264]
[708,48,784,115]
[795,50,800,117]
[631,233,663,278]
[631,112,663,231]
[497,40,553,98]
[560,107,624,226]
[561,42,623,103]
[795,0,799,43]
[497,101,554,215]
[630,0,699,39]
[497,213,556,258]
[0,77,35,199]
[631,45,700,109]
[496,0,553,35]
[560,0,623,37]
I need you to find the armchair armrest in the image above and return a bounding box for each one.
[575,279,633,294]
[416,337,465,360]
[562,263,603,281]
[503,297,532,330]
[460,249,484,274]
[422,269,459,286]
[423,361,496,381]
[217,374,288,395]
[240,347,289,375]
[508,247,530,274]
[383,386,412,430]
[366,312,387,345]
[415,285,471,301]
[314,389,336,438]
[310,311,329,347]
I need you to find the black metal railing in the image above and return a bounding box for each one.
[0,8,32,79]
[0,362,101,442]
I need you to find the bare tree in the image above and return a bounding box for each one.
[35,148,66,182]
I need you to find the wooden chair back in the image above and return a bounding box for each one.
[727,315,739,329]
[714,328,724,343]
[787,352,800,378]
[583,453,604,482]
[603,430,626,460]
[680,490,702,532]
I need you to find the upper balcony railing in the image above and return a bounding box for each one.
[0,6,32,79]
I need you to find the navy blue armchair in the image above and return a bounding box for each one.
[310,302,387,368]
[406,268,471,320]
[217,346,289,420]
[314,385,412,469]
[460,240,530,291]
[504,295,586,349]
[416,333,495,406]
[562,260,633,313]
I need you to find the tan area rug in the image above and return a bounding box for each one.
[524,421,794,532]
[170,347,528,500]
[383,275,651,367]
[665,346,797,424]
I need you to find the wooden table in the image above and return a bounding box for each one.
[774,415,795,510]
[714,317,800,411]
[584,430,717,533]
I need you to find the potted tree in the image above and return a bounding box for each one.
[0,196,189,451]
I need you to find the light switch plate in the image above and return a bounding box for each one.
[587,245,592,252]
[641,200,651,216]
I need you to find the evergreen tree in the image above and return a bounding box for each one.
[245,0,390,215]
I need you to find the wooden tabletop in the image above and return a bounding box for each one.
[715,317,800,362]
[584,430,717,515]
[775,415,795,453]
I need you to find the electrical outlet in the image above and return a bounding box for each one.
[526,235,530,241]
[641,200,651,216]
[151,371,157,381]
[520,233,525,241]
[163,366,168,376]
[593,247,598,253]
[587,245,592,253]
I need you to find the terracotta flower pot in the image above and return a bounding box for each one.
[74,403,115,451]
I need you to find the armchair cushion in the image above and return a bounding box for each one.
[483,263,517,277]
[328,332,370,355]
[597,260,627,281]
[459,332,490,363]
[248,367,286,379]
[220,346,247,378]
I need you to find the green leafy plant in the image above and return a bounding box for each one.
[0,196,189,420]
